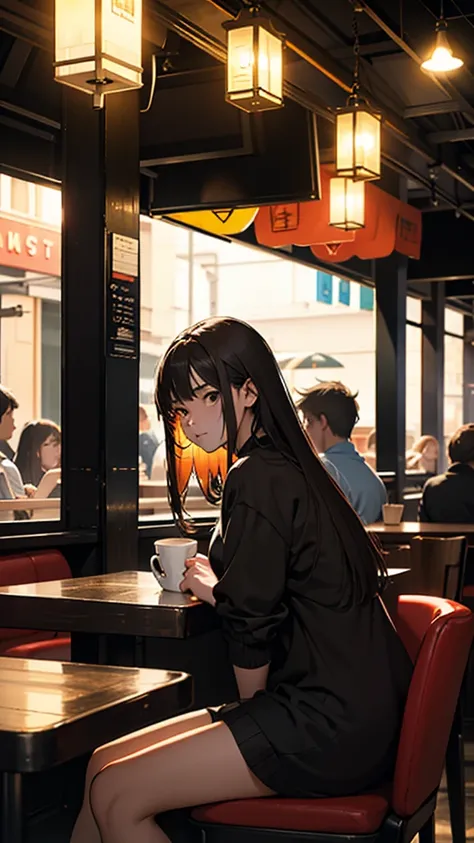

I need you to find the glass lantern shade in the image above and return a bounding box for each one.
[54,0,143,99]
[329,178,365,230]
[336,105,381,181]
[223,10,283,112]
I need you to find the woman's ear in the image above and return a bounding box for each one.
[242,378,258,408]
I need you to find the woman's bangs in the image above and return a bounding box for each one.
[161,339,221,413]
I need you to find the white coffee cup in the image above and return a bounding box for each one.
[382,504,404,526]
[150,538,198,592]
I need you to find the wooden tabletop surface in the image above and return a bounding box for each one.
[368,522,474,541]
[0,570,218,639]
[0,656,192,772]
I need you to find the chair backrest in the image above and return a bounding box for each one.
[392,595,474,817]
[409,536,467,602]
[0,551,71,642]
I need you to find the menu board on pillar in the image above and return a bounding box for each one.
[106,233,139,359]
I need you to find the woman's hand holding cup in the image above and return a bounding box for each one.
[180,554,217,606]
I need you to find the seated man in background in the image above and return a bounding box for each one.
[419,424,474,523]
[297,382,387,524]
[0,384,26,499]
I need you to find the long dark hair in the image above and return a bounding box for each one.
[156,317,387,603]
[15,420,61,485]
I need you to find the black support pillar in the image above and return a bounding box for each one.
[375,253,408,501]
[422,283,445,470]
[464,314,474,424]
[62,89,140,572]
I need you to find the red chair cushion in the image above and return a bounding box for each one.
[0,551,72,648]
[3,635,71,660]
[192,789,391,834]
[0,631,56,653]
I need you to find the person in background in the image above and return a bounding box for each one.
[0,385,27,499]
[419,424,474,523]
[15,420,61,495]
[406,434,439,475]
[139,405,159,479]
[297,382,387,524]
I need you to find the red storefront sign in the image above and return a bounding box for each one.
[0,216,61,277]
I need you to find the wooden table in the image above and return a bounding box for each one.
[0,571,235,708]
[368,522,474,545]
[0,656,191,843]
[0,570,218,659]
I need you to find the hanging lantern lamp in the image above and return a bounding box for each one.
[335,6,381,181]
[223,6,284,113]
[54,0,143,109]
[421,2,463,74]
[329,177,365,230]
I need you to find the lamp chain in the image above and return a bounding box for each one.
[351,4,361,99]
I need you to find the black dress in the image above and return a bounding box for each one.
[209,436,413,798]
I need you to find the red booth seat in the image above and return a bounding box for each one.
[0,550,71,660]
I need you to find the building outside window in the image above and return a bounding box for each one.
[0,175,61,522]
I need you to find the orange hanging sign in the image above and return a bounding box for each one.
[310,185,422,263]
[254,161,422,262]
[255,166,355,247]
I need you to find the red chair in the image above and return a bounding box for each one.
[0,550,71,659]
[192,596,474,843]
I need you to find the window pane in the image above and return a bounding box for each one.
[0,176,61,523]
[139,218,377,521]
[407,296,421,324]
[445,306,464,338]
[10,178,30,215]
[406,324,422,450]
[444,334,464,445]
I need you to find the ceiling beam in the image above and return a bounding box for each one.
[428,128,474,144]
[404,101,463,118]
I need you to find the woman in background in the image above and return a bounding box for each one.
[15,420,61,493]
[406,434,439,474]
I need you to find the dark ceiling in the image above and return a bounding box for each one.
[0,0,474,306]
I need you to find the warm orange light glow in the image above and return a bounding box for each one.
[224,9,283,113]
[336,105,381,181]
[54,0,143,106]
[421,24,463,73]
[329,178,365,230]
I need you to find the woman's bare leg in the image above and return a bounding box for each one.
[70,709,212,843]
[90,720,274,843]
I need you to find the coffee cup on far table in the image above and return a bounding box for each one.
[382,504,404,526]
[150,538,198,592]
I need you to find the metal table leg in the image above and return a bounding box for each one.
[1,772,23,843]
